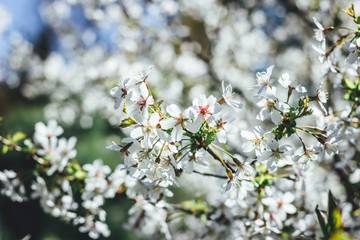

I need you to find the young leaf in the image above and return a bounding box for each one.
[12,132,26,142]
[344,4,355,18]
[327,191,342,234]
[119,117,137,128]
[2,145,9,154]
[204,132,215,146]
[315,205,328,238]
[330,230,354,240]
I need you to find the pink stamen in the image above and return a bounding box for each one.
[198,105,211,116]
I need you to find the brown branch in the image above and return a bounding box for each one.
[193,170,228,179]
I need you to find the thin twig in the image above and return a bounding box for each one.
[193,170,228,179]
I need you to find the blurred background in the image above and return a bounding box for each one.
[0,0,355,239]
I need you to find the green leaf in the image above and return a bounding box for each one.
[2,145,8,154]
[330,230,354,240]
[154,100,164,108]
[204,132,215,146]
[342,78,356,89]
[328,191,342,233]
[119,117,137,128]
[289,107,297,117]
[272,124,284,140]
[12,131,26,142]
[344,4,355,18]
[74,170,87,180]
[315,204,328,238]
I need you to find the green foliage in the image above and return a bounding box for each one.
[118,117,137,128]
[315,191,354,240]
[0,131,27,154]
[272,118,296,140]
[342,77,360,116]
[181,196,211,222]
[2,145,8,154]
[253,164,272,195]
[272,96,315,140]
[204,131,215,147]
[66,161,87,180]
[11,132,27,143]
[344,4,360,25]
[188,122,217,152]
[342,78,360,101]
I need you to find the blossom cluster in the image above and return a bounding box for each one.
[1,56,359,238]
[0,2,359,240]
[0,120,129,238]
[104,64,338,239]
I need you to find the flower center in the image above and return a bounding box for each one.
[198,105,211,116]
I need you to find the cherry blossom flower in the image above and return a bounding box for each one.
[186,94,221,133]
[296,145,322,167]
[313,80,329,115]
[180,150,208,174]
[320,132,342,157]
[220,81,242,112]
[109,76,138,109]
[213,113,237,143]
[131,112,160,149]
[192,95,221,120]
[256,98,289,124]
[82,160,111,210]
[34,120,63,145]
[106,139,142,167]
[222,158,255,192]
[0,170,27,202]
[241,126,266,156]
[259,140,293,172]
[278,73,307,93]
[250,65,275,94]
[126,83,154,122]
[160,104,185,142]
[262,192,297,228]
[77,213,110,239]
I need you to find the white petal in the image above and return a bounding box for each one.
[216,130,227,144]
[160,118,176,130]
[67,136,77,149]
[240,130,255,140]
[149,113,160,126]
[114,98,123,110]
[313,17,324,30]
[283,192,295,203]
[185,116,203,133]
[172,124,183,142]
[106,142,121,151]
[242,142,254,152]
[139,83,149,97]
[283,204,297,214]
[130,127,143,139]
[270,112,282,125]
[295,85,307,93]
[257,108,269,121]
[266,65,274,77]
[156,128,170,142]
[346,52,358,64]
[166,104,181,117]
[110,86,121,97]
